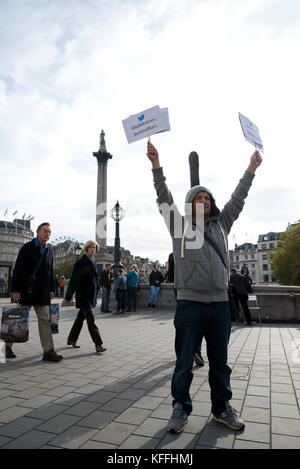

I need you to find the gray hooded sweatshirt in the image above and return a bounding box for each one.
[152,167,255,303]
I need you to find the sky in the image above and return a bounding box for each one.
[1,0,299,263]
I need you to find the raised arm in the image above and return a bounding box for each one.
[146,141,183,237]
[219,149,263,234]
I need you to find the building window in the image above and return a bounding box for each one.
[262,254,267,260]
[252,255,255,259]
[263,264,268,271]
[236,256,239,261]
[269,243,274,249]
[262,243,267,249]
[264,274,269,282]
[252,264,255,268]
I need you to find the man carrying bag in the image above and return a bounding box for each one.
[7,222,63,362]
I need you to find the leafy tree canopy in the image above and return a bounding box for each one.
[270,222,300,285]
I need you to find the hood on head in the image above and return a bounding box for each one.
[184,185,221,218]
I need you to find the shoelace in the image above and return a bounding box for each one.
[225,406,238,417]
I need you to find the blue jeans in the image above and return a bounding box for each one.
[172,300,232,416]
[148,285,160,305]
[101,288,111,311]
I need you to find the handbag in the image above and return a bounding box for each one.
[1,305,30,343]
[204,232,239,321]
[49,304,59,334]
[23,248,47,302]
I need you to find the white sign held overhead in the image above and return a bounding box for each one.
[122,105,170,144]
[239,112,264,152]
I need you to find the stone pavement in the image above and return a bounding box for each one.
[0,297,300,450]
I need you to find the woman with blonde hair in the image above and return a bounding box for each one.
[126,264,139,312]
[63,240,106,353]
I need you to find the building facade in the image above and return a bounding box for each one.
[230,242,259,283]
[257,231,282,283]
[0,219,34,296]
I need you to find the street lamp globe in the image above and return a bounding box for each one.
[110,201,125,222]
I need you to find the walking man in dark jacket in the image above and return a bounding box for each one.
[100,264,113,313]
[147,264,164,309]
[230,269,253,325]
[8,222,63,362]
[147,140,262,433]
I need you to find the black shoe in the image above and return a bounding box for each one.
[96,345,107,353]
[151,304,156,308]
[5,345,16,359]
[43,350,63,362]
[67,340,80,348]
[147,304,152,309]
[195,352,205,367]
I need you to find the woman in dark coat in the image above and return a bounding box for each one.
[63,240,106,353]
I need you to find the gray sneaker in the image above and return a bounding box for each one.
[213,402,245,430]
[167,402,188,433]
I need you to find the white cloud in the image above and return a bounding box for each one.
[1,0,299,262]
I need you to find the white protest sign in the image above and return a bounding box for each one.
[122,105,170,144]
[239,112,264,152]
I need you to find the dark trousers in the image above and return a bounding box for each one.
[116,289,127,312]
[68,309,103,346]
[171,300,232,416]
[237,293,252,324]
[127,286,137,311]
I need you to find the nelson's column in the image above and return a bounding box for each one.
[93,130,114,272]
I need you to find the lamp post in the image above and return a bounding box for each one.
[74,243,82,261]
[110,201,125,275]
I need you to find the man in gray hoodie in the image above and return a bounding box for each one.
[147,141,262,433]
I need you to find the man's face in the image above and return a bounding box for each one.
[192,192,211,221]
[106,265,111,271]
[37,225,51,245]
[152,266,156,272]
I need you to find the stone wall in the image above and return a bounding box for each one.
[63,281,300,322]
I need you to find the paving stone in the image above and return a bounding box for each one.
[115,407,152,425]
[27,404,69,420]
[244,395,270,409]
[158,431,199,449]
[271,392,297,405]
[272,417,300,437]
[117,388,146,401]
[92,421,136,445]
[119,435,160,449]
[248,378,270,387]
[133,417,168,439]
[85,390,118,404]
[0,397,25,411]
[0,435,13,447]
[79,440,118,449]
[133,395,164,410]
[44,385,77,397]
[17,394,57,409]
[53,392,87,406]
[196,420,235,449]
[36,414,82,434]
[247,385,270,397]
[0,405,34,423]
[100,398,134,413]
[271,383,294,393]
[2,430,56,449]
[147,386,171,398]
[12,386,49,399]
[63,401,100,417]
[234,440,270,449]
[79,410,117,429]
[151,404,173,420]
[0,416,43,438]
[236,421,270,444]
[272,434,300,449]
[48,425,98,449]
[241,406,270,424]
[271,403,300,419]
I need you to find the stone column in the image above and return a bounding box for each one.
[93,130,112,250]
